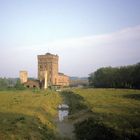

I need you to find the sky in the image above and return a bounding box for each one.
[0,0,140,77]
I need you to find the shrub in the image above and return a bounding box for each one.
[74,117,118,140]
[14,80,26,90]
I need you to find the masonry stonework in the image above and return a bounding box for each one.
[38,53,58,86]
[38,53,69,87]
[20,53,69,89]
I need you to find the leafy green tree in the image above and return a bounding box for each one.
[15,80,26,90]
[0,78,8,89]
[89,63,140,89]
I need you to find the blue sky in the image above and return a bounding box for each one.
[0,0,140,77]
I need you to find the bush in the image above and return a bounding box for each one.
[74,117,118,140]
[14,80,26,90]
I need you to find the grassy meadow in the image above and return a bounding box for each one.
[61,88,140,140]
[0,88,140,140]
[0,89,62,140]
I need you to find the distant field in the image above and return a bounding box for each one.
[62,88,140,140]
[0,89,62,140]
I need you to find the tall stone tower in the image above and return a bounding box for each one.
[38,53,59,86]
[19,71,28,84]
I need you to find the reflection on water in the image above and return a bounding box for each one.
[58,110,69,121]
[58,104,69,122]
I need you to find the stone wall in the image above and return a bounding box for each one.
[56,73,69,86]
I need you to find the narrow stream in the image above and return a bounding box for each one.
[56,104,75,139]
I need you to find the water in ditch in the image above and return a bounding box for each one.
[58,104,69,122]
[56,104,75,139]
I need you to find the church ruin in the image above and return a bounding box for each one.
[19,53,69,89]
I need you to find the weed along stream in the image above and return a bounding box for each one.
[55,103,75,140]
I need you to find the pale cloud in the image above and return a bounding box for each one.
[0,25,140,77]
[47,25,140,48]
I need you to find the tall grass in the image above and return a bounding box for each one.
[0,89,62,140]
[62,88,140,140]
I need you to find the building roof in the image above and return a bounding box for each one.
[58,72,64,75]
[45,52,58,56]
[58,72,69,77]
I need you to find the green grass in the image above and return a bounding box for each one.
[0,89,62,140]
[1,88,140,140]
[61,88,140,140]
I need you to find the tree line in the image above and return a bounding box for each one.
[89,63,140,89]
[0,78,25,90]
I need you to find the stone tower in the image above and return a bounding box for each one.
[38,53,59,86]
[19,71,28,84]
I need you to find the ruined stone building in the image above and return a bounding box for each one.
[20,53,69,89]
[19,71,40,88]
[38,53,69,88]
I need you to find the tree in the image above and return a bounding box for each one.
[89,63,140,89]
[15,79,25,90]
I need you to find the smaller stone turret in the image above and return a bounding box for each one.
[19,71,28,84]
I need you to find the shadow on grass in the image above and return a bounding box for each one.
[60,90,88,114]
[0,112,55,140]
[123,94,140,100]
[74,117,118,140]
[74,117,140,140]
